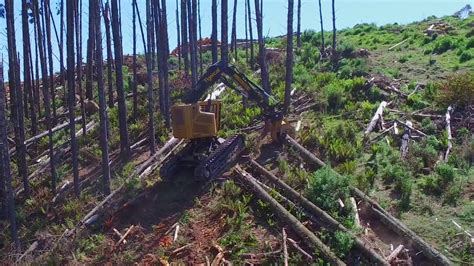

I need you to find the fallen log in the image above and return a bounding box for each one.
[115,225,135,247]
[388,39,408,51]
[16,241,38,263]
[365,101,387,136]
[284,135,325,167]
[134,137,181,176]
[386,244,404,263]
[350,197,361,228]
[444,106,453,161]
[247,159,388,265]
[234,166,345,266]
[24,117,83,147]
[287,238,313,261]
[351,187,451,266]
[395,120,427,137]
[283,136,450,265]
[283,229,289,266]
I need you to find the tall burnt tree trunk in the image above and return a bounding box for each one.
[67,0,80,197]
[188,0,197,85]
[0,60,19,250]
[245,0,248,62]
[111,0,131,160]
[6,0,29,197]
[104,2,115,109]
[33,27,41,118]
[221,0,229,63]
[85,0,95,100]
[153,0,164,116]
[254,0,271,95]
[176,0,181,70]
[211,0,218,63]
[146,0,156,154]
[161,0,171,127]
[231,0,238,59]
[297,0,302,48]
[181,0,189,75]
[60,0,66,108]
[76,0,87,135]
[247,0,254,68]
[44,0,57,124]
[132,0,138,119]
[318,0,325,53]
[284,0,294,113]
[150,1,156,70]
[34,0,57,193]
[22,0,37,137]
[332,0,336,49]
[0,60,5,220]
[94,0,112,195]
[198,0,203,75]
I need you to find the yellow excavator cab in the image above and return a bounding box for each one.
[171,100,222,139]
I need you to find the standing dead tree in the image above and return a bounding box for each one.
[296,0,302,48]
[111,0,131,160]
[444,106,453,161]
[94,0,112,195]
[67,0,80,197]
[75,0,87,136]
[7,0,29,198]
[181,0,190,75]
[318,0,325,54]
[284,0,294,114]
[103,2,115,109]
[231,0,238,59]
[331,0,336,49]
[22,0,37,137]
[254,0,271,95]
[176,0,181,70]
[160,0,171,127]
[85,0,96,100]
[44,0,57,124]
[247,0,254,68]
[132,0,138,119]
[211,0,218,63]
[221,0,229,63]
[0,58,19,250]
[146,0,156,154]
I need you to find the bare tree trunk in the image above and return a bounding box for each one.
[181,0,189,75]
[76,0,87,136]
[188,0,197,85]
[22,0,37,137]
[245,0,249,62]
[0,61,4,219]
[318,0,325,53]
[221,0,229,63]
[284,0,294,114]
[332,0,336,49]
[67,0,80,197]
[132,0,138,121]
[60,0,66,108]
[254,0,271,95]
[146,0,156,154]
[111,0,131,160]
[33,27,41,118]
[176,0,181,70]
[161,0,171,127]
[0,59,19,250]
[44,0,57,124]
[231,0,238,59]
[104,2,115,109]
[211,0,218,63]
[85,0,95,100]
[7,0,29,197]
[94,0,112,195]
[34,0,57,194]
[198,0,203,75]
[297,0,302,48]
[247,0,254,68]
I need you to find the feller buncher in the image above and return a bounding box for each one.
[160,62,295,180]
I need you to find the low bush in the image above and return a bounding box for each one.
[437,73,474,108]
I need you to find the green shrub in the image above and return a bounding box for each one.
[337,42,355,58]
[459,51,473,63]
[438,73,474,108]
[465,38,474,49]
[324,83,346,113]
[398,55,409,63]
[432,37,455,54]
[318,121,361,164]
[306,166,350,215]
[421,118,436,135]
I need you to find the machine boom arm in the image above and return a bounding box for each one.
[183,62,280,118]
